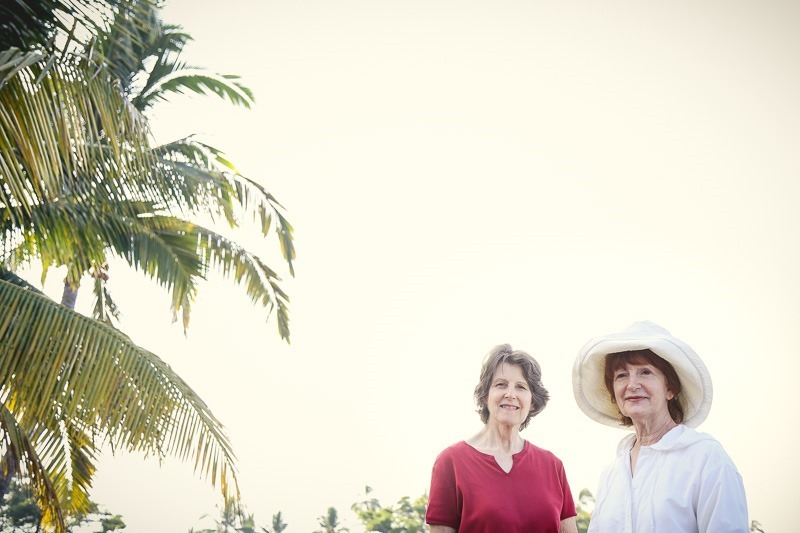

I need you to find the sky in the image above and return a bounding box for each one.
[31,1,800,531]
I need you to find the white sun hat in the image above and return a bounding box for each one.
[572,321,713,428]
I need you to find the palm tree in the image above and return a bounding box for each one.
[0,1,294,531]
[2,4,294,336]
[269,511,288,533]
[314,507,350,533]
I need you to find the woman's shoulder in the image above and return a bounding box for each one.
[523,441,568,465]
[434,440,472,461]
[660,426,740,468]
[665,425,726,452]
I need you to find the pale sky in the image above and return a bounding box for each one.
[38,1,800,531]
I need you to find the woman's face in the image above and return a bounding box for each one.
[486,363,532,429]
[612,362,674,423]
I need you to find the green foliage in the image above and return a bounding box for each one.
[190,486,432,533]
[0,480,125,532]
[190,499,287,533]
[189,486,764,533]
[268,511,288,533]
[575,488,594,533]
[0,480,41,531]
[98,514,126,532]
[1,0,295,530]
[1,1,294,340]
[313,507,349,533]
[351,486,427,533]
[0,278,239,527]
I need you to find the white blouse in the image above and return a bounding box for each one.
[588,425,748,533]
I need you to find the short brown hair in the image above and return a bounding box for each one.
[474,344,549,430]
[603,349,684,426]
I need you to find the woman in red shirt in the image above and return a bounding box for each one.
[426,344,578,533]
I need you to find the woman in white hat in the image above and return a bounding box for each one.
[427,344,578,533]
[572,321,748,533]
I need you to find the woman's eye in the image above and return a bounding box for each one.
[615,373,627,380]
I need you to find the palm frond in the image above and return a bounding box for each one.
[99,11,256,112]
[106,212,288,338]
[110,213,203,324]
[0,51,226,227]
[149,138,240,225]
[3,190,290,337]
[2,199,203,325]
[0,404,65,531]
[138,71,254,110]
[154,138,296,275]
[0,0,159,59]
[26,416,97,517]
[0,267,44,293]
[91,1,162,87]
[192,224,290,341]
[0,0,61,51]
[0,56,159,214]
[232,175,295,276]
[0,48,46,86]
[0,279,240,506]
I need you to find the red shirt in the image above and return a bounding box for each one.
[426,440,576,532]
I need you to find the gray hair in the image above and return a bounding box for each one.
[474,344,549,430]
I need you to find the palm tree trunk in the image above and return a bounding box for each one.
[61,280,79,309]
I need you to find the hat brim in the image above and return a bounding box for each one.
[572,321,713,428]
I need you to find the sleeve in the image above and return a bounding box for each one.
[425,450,461,528]
[696,444,749,533]
[587,461,613,533]
[558,461,577,520]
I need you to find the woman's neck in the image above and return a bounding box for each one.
[469,424,524,454]
[632,415,677,447]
